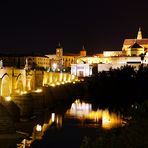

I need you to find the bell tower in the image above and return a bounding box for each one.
[137,27,142,39]
[56,42,63,59]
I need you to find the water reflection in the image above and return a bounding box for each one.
[69,99,92,117]
[40,113,62,135]
[21,99,124,147]
[66,99,123,129]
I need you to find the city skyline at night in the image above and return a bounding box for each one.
[0,1,148,146]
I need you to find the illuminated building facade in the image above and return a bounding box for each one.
[0,54,50,69]
[103,51,123,57]
[63,46,87,68]
[46,43,64,71]
[26,55,50,69]
[46,44,87,71]
[55,43,63,70]
[72,28,148,76]
[122,28,148,56]
[71,63,92,77]
[63,54,78,68]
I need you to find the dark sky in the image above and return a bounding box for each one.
[0,0,148,54]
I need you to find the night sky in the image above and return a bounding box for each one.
[0,1,148,54]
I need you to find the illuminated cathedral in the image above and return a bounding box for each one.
[71,28,148,77]
[122,28,148,56]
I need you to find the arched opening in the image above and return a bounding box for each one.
[1,74,11,97]
[16,74,24,93]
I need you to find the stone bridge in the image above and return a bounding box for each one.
[0,68,77,97]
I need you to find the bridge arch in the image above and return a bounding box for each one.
[15,73,24,93]
[0,73,11,97]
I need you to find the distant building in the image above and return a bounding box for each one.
[103,51,123,57]
[0,54,50,69]
[122,27,148,56]
[45,54,56,69]
[45,43,63,71]
[72,28,148,77]
[56,43,63,60]
[71,63,92,77]
[63,46,87,68]
[63,54,79,68]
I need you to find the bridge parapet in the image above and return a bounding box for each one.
[43,72,77,86]
[0,68,78,98]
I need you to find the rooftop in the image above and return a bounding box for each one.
[124,39,148,45]
[130,42,143,48]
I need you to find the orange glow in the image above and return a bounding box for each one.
[102,110,122,129]
[5,96,11,101]
[50,83,55,87]
[34,89,42,93]
[66,100,124,129]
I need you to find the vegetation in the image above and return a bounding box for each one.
[80,100,148,148]
[80,65,148,147]
[83,64,148,110]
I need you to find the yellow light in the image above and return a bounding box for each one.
[20,91,27,95]
[102,111,111,128]
[53,63,57,68]
[61,82,65,84]
[5,96,11,102]
[50,83,55,87]
[66,100,123,129]
[73,82,76,84]
[102,110,122,129]
[15,90,20,94]
[52,63,57,71]
[35,89,42,93]
[72,74,75,80]
[36,124,42,132]
[51,113,55,122]
[56,82,60,85]
[75,79,79,82]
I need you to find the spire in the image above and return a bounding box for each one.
[82,45,85,51]
[137,27,142,39]
[57,42,62,48]
[80,45,87,56]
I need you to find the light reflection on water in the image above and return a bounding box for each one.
[20,99,125,147]
[33,99,124,140]
[31,99,124,142]
[65,99,124,129]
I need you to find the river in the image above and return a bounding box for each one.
[24,99,125,148]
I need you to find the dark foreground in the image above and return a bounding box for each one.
[30,120,99,148]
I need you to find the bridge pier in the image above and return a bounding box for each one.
[12,94,33,119]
